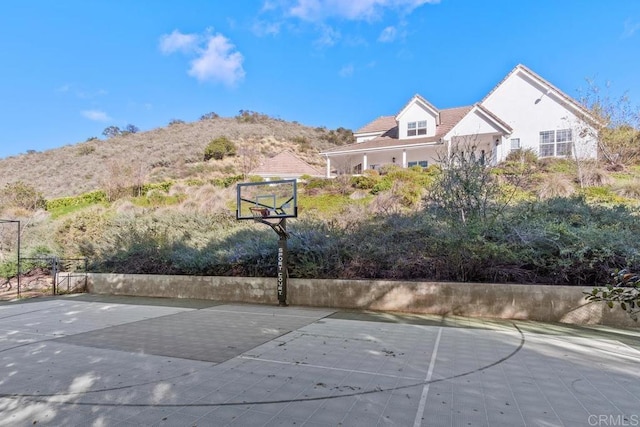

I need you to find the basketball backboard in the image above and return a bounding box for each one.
[236,179,297,220]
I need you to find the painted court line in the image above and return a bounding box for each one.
[238,355,424,381]
[413,326,443,427]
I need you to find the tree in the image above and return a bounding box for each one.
[122,124,139,135]
[199,112,219,121]
[204,137,236,161]
[577,79,640,165]
[100,159,148,201]
[429,141,502,224]
[238,145,261,178]
[102,126,122,138]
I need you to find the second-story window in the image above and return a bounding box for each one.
[408,120,427,136]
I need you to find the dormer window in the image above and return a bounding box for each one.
[407,120,427,136]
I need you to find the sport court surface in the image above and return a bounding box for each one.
[0,295,639,427]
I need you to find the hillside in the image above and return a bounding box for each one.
[0,114,351,198]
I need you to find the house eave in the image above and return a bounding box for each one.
[322,140,443,156]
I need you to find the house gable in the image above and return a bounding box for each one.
[395,94,439,139]
[444,104,512,142]
[481,64,598,159]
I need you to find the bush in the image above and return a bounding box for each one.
[350,174,379,190]
[235,110,270,123]
[204,137,237,161]
[505,148,538,164]
[587,269,640,321]
[1,182,46,211]
[199,112,219,121]
[77,144,96,156]
[318,127,354,146]
[304,178,334,190]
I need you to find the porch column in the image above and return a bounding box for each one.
[447,139,452,160]
[325,157,331,178]
[402,150,407,168]
[363,153,368,171]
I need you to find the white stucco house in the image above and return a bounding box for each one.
[321,64,598,177]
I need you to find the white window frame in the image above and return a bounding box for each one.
[539,129,572,157]
[407,121,427,137]
[407,160,428,168]
[510,138,521,151]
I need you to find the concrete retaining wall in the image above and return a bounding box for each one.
[86,273,639,329]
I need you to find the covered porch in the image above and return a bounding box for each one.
[323,133,504,177]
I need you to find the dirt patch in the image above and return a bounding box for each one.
[0,267,54,300]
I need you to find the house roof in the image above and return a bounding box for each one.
[482,64,595,122]
[395,94,440,122]
[323,106,472,155]
[355,115,398,134]
[473,104,513,133]
[250,151,324,177]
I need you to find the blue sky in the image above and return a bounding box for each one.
[1,0,639,159]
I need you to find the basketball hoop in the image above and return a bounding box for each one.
[249,206,289,239]
[237,179,297,307]
[249,206,271,218]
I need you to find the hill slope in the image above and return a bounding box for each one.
[0,115,350,198]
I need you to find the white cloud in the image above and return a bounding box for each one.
[339,64,354,77]
[622,18,640,39]
[77,88,108,99]
[378,25,397,42]
[314,25,341,47]
[188,34,245,86]
[159,30,199,54]
[159,30,245,86]
[252,20,282,36]
[81,110,111,122]
[288,0,438,22]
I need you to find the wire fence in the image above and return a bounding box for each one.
[1,256,88,299]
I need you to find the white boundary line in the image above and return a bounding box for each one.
[413,326,443,427]
[238,355,424,381]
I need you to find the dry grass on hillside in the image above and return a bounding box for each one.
[0,117,349,199]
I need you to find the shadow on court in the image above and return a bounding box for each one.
[0,295,638,426]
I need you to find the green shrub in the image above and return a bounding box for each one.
[304,178,334,190]
[0,260,17,279]
[370,179,393,194]
[210,175,243,188]
[350,174,379,190]
[587,269,640,321]
[539,158,576,174]
[141,181,174,194]
[582,186,628,204]
[132,191,186,207]
[204,137,237,161]
[505,148,538,164]
[46,190,108,212]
